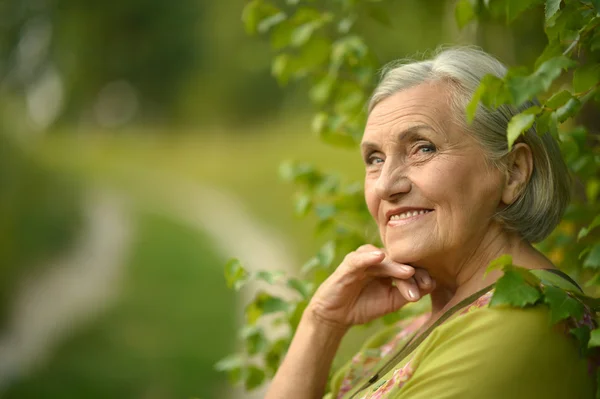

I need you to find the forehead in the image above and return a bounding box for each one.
[362,82,455,144]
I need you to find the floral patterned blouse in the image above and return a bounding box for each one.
[324,271,596,399]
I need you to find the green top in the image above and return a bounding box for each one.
[325,271,594,399]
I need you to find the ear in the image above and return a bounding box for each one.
[502,143,533,206]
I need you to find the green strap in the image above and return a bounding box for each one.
[347,284,495,399]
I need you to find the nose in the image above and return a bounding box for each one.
[374,160,411,201]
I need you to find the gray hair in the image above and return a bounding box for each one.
[368,46,570,243]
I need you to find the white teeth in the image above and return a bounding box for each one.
[390,210,431,221]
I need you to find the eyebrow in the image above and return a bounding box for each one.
[360,124,439,152]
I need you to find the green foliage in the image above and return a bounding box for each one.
[490,262,596,356]
[490,266,542,307]
[220,0,600,391]
[543,285,585,324]
[0,133,83,328]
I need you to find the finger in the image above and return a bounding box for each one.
[365,262,415,280]
[394,277,420,302]
[341,249,386,273]
[355,244,382,253]
[413,268,435,292]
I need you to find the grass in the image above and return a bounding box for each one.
[4,211,236,399]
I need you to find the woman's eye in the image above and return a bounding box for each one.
[367,155,384,165]
[416,143,436,154]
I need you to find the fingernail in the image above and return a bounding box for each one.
[408,288,418,300]
[420,275,431,286]
[400,265,412,273]
[369,251,383,257]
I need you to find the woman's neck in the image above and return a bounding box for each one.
[424,228,554,316]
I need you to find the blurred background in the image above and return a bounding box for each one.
[0,0,550,398]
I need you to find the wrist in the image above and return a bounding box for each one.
[301,305,349,341]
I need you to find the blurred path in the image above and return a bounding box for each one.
[0,189,132,391]
[139,181,298,399]
[0,177,297,399]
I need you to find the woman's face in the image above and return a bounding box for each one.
[362,82,505,268]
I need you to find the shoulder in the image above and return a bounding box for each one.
[397,302,594,398]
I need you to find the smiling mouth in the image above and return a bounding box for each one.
[388,209,433,222]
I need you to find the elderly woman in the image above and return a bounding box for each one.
[265,47,594,399]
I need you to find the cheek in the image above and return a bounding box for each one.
[364,179,379,219]
[420,158,502,218]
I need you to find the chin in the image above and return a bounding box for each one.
[385,243,429,265]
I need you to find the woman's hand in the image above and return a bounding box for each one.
[267,249,434,399]
[305,244,435,330]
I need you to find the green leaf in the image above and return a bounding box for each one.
[573,64,600,93]
[259,293,290,314]
[545,4,585,41]
[455,0,476,29]
[589,328,600,348]
[309,76,335,105]
[507,112,535,149]
[545,0,561,21]
[591,29,600,52]
[573,293,600,312]
[271,54,292,85]
[579,227,590,241]
[580,246,592,261]
[241,325,269,355]
[534,43,563,70]
[485,254,513,276]
[271,21,293,49]
[571,326,591,355]
[587,178,600,203]
[545,89,572,109]
[257,12,287,34]
[215,354,245,383]
[253,270,285,285]
[225,258,249,290]
[330,35,369,72]
[507,56,575,106]
[317,240,336,268]
[245,366,266,390]
[338,16,355,34]
[490,266,542,307]
[242,0,281,35]
[246,292,291,324]
[466,74,508,122]
[315,203,337,220]
[543,285,585,324]
[291,23,317,47]
[215,353,244,372]
[278,160,321,187]
[300,256,320,274]
[555,98,581,123]
[287,277,314,299]
[265,338,289,375]
[294,193,312,216]
[584,244,600,268]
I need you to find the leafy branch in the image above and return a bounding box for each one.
[218,0,600,391]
